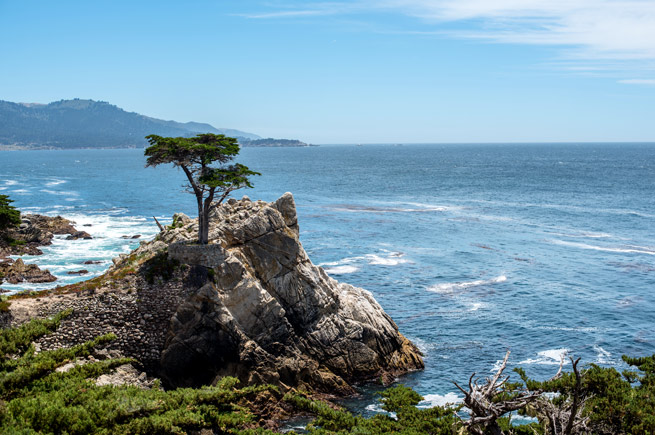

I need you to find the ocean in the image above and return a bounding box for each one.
[1,143,654,413]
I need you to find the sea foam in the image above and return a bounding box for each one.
[427,275,507,294]
[323,265,359,274]
[2,212,163,294]
[418,392,462,408]
[320,250,410,274]
[519,348,569,365]
[550,239,655,256]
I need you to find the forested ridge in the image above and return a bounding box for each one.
[0,99,260,149]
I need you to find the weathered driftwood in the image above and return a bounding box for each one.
[152,216,164,232]
[454,350,543,435]
[454,351,590,435]
[531,357,591,435]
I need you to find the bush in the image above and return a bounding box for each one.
[0,312,278,434]
[0,194,20,233]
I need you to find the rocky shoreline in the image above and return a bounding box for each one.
[1,193,423,426]
[0,214,92,288]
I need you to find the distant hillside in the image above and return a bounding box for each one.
[0,99,263,149]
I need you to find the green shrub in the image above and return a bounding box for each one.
[0,194,20,232]
[0,312,277,434]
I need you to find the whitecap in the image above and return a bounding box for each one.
[323,265,359,274]
[400,202,463,212]
[3,180,18,186]
[411,337,437,354]
[364,252,409,266]
[519,349,568,365]
[365,403,385,413]
[45,179,67,186]
[364,403,397,418]
[330,203,455,214]
[549,231,614,239]
[593,345,614,365]
[536,325,599,333]
[319,261,343,267]
[427,275,507,294]
[319,250,410,272]
[418,392,462,408]
[490,358,505,373]
[469,302,484,312]
[318,256,361,268]
[550,239,655,256]
[40,189,79,197]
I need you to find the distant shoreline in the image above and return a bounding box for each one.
[1,141,654,151]
[0,143,317,151]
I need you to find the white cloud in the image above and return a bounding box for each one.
[237,2,363,19]
[382,0,655,60]
[245,0,655,80]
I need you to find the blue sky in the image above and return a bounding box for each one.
[1,0,654,143]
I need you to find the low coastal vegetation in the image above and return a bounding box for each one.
[0,312,279,434]
[0,313,654,434]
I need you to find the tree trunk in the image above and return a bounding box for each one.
[199,210,209,245]
[198,188,216,246]
[197,198,207,245]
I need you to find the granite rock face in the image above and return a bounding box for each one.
[158,193,423,393]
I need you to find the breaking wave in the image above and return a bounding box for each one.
[418,392,462,408]
[323,265,359,275]
[320,250,410,275]
[519,348,569,365]
[2,212,164,294]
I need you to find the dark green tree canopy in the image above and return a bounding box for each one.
[0,194,21,232]
[145,133,240,168]
[145,133,259,244]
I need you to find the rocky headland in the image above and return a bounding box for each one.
[2,193,423,398]
[0,214,92,286]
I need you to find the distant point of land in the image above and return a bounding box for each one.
[0,98,311,149]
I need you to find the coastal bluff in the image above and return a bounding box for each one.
[3,193,423,395]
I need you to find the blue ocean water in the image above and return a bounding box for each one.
[1,143,654,411]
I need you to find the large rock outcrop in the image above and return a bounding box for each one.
[4,193,422,396]
[147,193,422,393]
